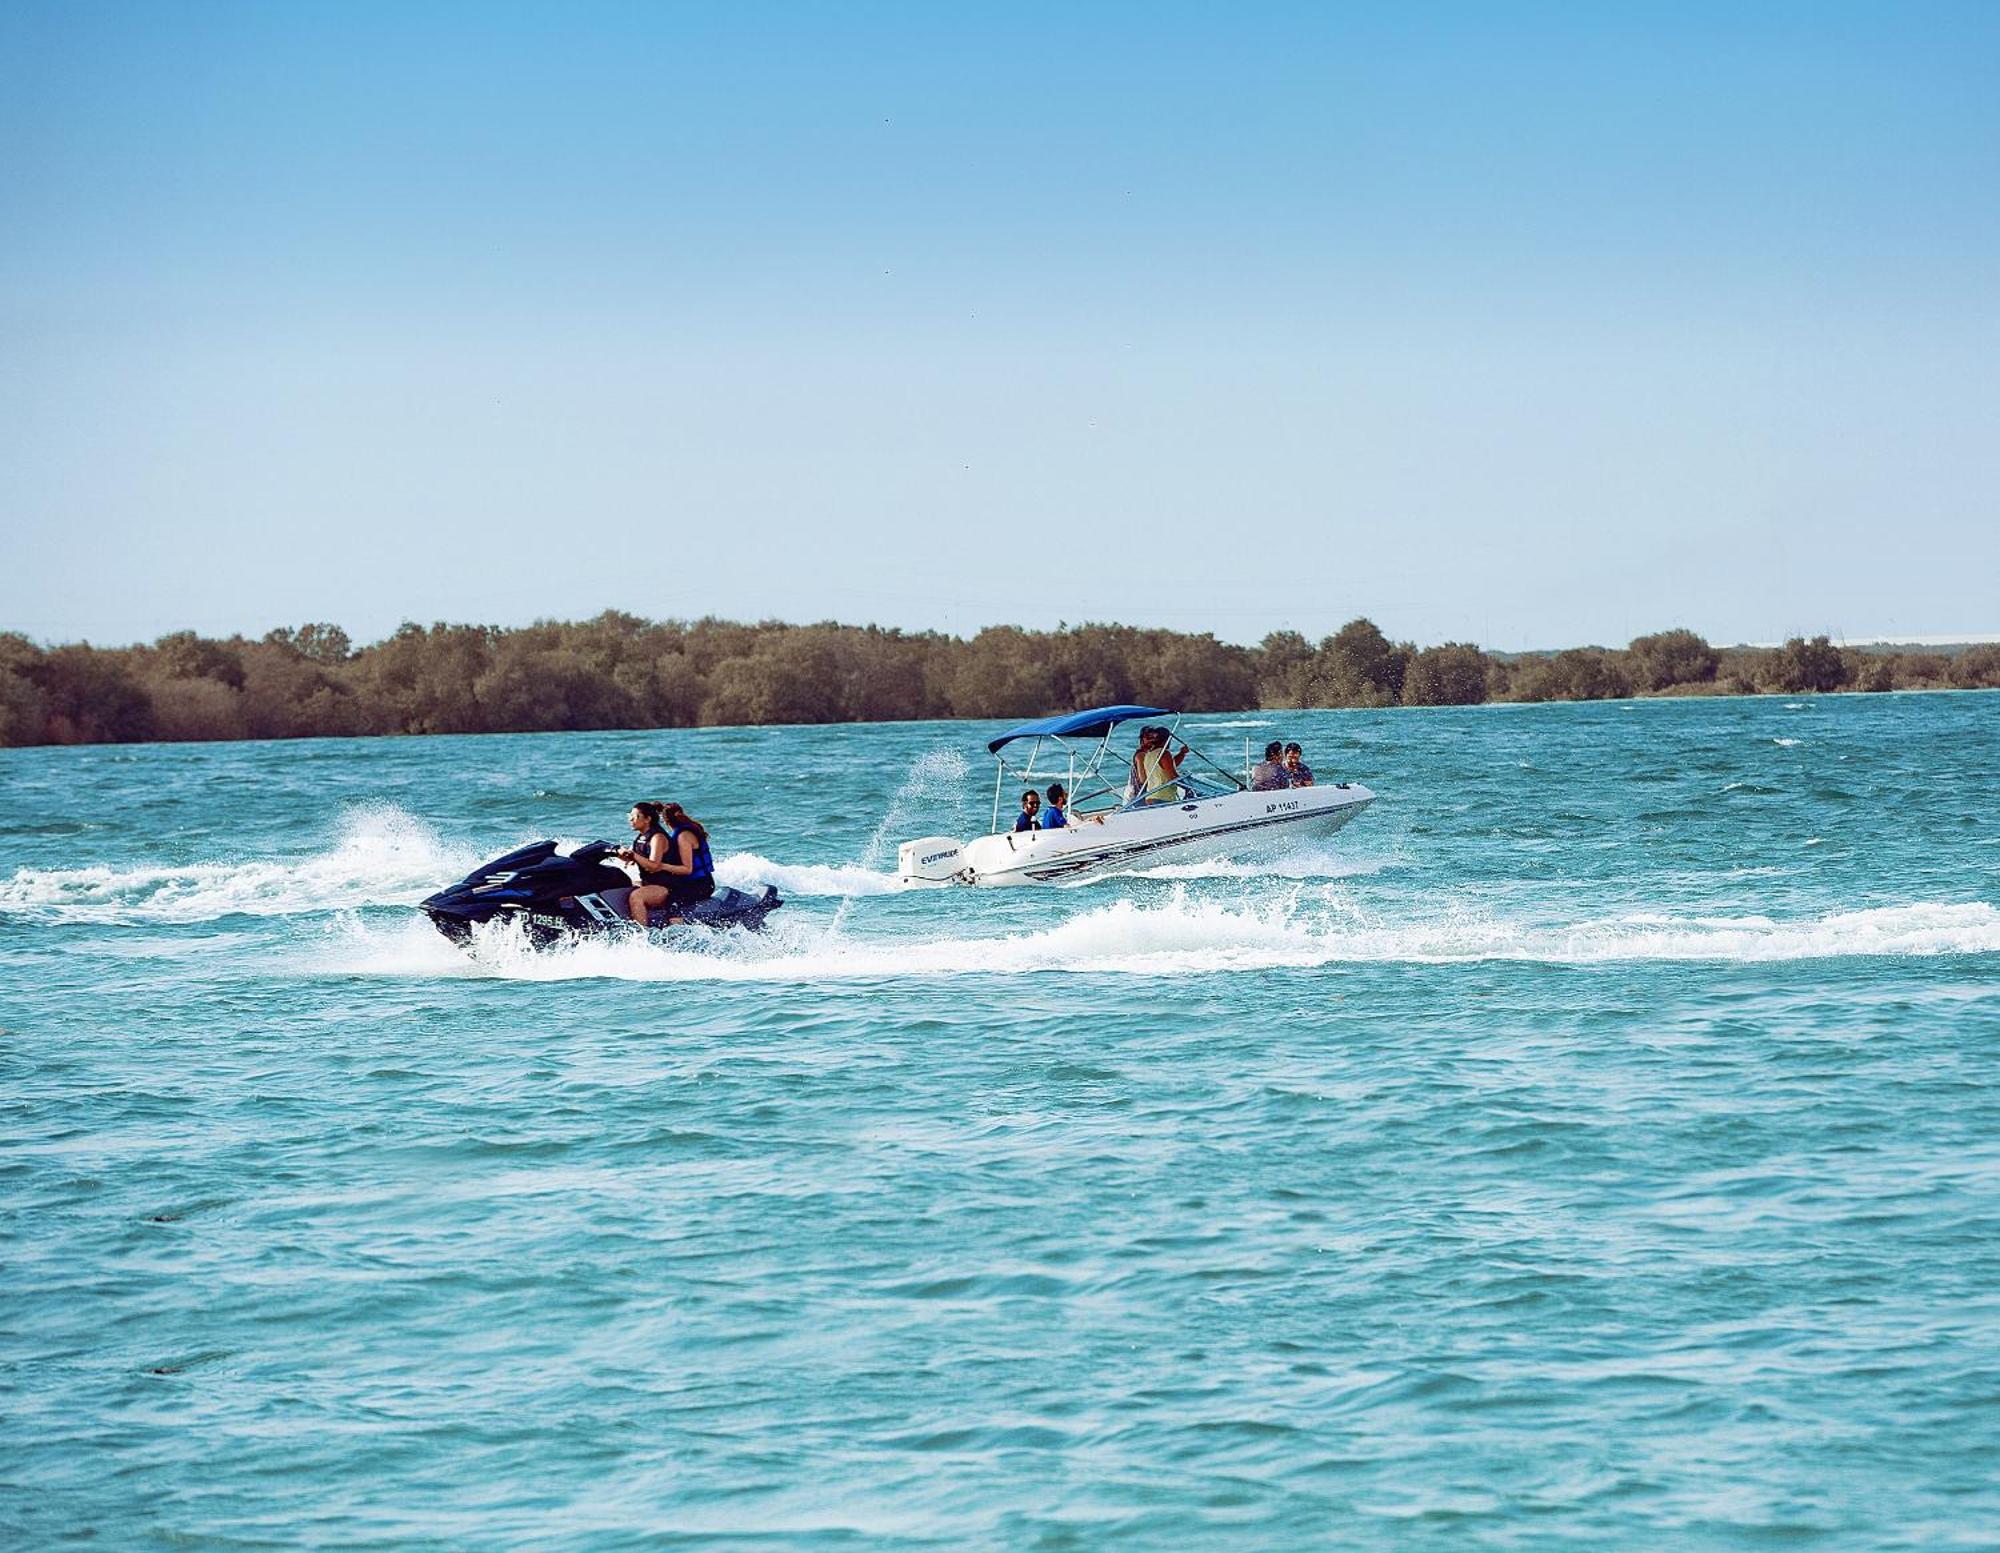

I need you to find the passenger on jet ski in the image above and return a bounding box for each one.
[619,800,717,925]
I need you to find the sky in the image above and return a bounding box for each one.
[2,0,1995,650]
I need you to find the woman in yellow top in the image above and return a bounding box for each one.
[1129,725,1189,803]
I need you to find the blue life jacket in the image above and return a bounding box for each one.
[670,823,715,882]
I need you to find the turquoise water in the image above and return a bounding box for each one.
[3,693,1997,1549]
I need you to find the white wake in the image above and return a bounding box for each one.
[0,805,477,924]
[317,894,2000,984]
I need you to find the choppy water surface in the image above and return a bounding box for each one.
[3,694,1997,1549]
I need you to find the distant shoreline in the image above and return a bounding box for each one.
[3,615,1995,750]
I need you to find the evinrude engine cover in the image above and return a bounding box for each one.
[897,835,964,886]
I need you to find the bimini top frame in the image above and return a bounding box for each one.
[986,704,1170,754]
[982,704,1248,833]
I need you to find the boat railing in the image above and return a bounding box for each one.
[984,711,1248,829]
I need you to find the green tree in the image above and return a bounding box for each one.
[361,622,496,733]
[1627,628,1718,692]
[1770,635,1850,694]
[0,633,50,746]
[236,642,362,738]
[1950,644,2000,689]
[474,637,636,731]
[1510,648,1633,702]
[1255,630,1314,706]
[263,622,353,665]
[149,677,249,740]
[1317,618,1407,706]
[150,630,245,688]
[1402,643,1491,706]
[946,627,1060,718]
[700,631,854,725]
[28,646,156,744]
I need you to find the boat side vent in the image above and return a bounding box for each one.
[576,894,625,925]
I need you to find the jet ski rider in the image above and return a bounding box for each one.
[619,800,717,925]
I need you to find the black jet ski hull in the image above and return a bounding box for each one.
[421,840,782,951]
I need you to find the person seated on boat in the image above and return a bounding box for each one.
[619,800,717,923]
[1013,789,1042,832]
[1042,784,1069,828]
[1283,742,1315,787]
[1129,725,1189,803]
[1251,740,1291,791]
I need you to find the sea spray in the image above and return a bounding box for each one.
[317,894,2000,984]
[711,852,900,898]
[0,803,474,924]
[826,746,970,931]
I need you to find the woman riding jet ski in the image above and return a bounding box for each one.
[421,799,782,950]
[620,800,717,924]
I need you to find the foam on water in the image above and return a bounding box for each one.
[1120,844,1394,883]
[0,802,907,922]
[319,893,2000,984]
[712,851,901,897]
[0,801,1383,922]
[0,804,476,924]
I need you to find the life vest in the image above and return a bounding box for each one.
[633,824,668,871]
[669,823,715,883]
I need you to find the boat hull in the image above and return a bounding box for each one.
[954,782,1374,886]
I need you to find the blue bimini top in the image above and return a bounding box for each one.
[986,705,1171,754]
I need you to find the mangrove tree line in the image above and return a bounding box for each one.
[1,616,1994,747]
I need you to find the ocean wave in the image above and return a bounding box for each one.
[320,895,2000,984]
[0,806,477,924]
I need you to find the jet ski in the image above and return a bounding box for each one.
[421,839,782,949]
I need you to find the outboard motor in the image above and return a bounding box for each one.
[898,835,966,887]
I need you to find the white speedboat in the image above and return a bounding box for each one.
[898,705,1374,887]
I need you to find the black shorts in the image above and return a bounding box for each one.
[667,877,715,907]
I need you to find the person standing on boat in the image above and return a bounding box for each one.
[1283,743,1315,787]
[1251,741,1291,791]
[1042,784,1069,828]
[1130,726,1189,803]
[1013,790,1042,832]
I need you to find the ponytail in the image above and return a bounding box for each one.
[632,800,666,829]
[659,801,707,845]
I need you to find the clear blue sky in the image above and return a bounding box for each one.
[3,0,1995,649]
